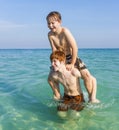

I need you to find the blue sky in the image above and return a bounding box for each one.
[0,0,119,49]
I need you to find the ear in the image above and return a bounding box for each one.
[58,20,62,24]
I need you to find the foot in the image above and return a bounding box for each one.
[89,99,100,103]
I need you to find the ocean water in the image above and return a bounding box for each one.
[0,48,119,130]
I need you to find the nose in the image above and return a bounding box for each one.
[48,23,53,28]
[52,61,54,66]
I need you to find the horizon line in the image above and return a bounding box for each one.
[0,48,119,50]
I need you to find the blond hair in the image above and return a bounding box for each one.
[46,11,61,22]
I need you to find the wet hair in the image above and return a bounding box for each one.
[50,50,65,62]
[46,11,62,22]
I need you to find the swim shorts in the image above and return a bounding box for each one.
[57,93,85,111]
[66,54,87,70]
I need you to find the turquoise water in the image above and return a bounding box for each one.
[0,49,119,130]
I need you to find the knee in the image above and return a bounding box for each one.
[91,76,97,83]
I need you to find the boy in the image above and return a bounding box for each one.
[46,11,100,103]
[50,50,85,111]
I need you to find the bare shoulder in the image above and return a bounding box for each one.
[51,71,59,80]
[62,27,73,39]
[48,31,54,38]
[62,27,70,34]
[71,68,81,77]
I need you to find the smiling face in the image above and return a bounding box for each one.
[47,17,61,33]
[50,50,66,71]
[51,58,61,71]
[46,11,62,33]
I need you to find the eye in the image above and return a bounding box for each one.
[48,22,51,25]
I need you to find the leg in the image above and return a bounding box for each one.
[80,69,93,97]
[90,76,100,103]
[80,69,100,103]
[75,58,93,97]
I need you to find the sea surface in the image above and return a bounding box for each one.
[0,48,119,130]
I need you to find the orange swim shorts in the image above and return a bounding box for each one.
[57,93,85,111]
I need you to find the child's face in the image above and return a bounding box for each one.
[51,58,61,71]
[47,17,61,33]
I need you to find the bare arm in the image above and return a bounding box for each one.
[48,73,61,100]
[64,28,78,66]
[51,80,61,100]
[48,32,57,52]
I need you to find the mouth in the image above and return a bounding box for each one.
[50,28,55,32]
[52,66,58,71]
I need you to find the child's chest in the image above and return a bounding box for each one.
[59,72,76,86]
[53,35,67,47]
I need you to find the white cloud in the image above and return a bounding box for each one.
[0,20,28,29]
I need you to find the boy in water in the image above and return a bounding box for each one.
[50,50,85,111]
[46,11,100,103]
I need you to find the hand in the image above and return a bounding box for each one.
[66,64,74,71]
[53,94,61,101]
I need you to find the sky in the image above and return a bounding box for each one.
[0,0,119,49]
